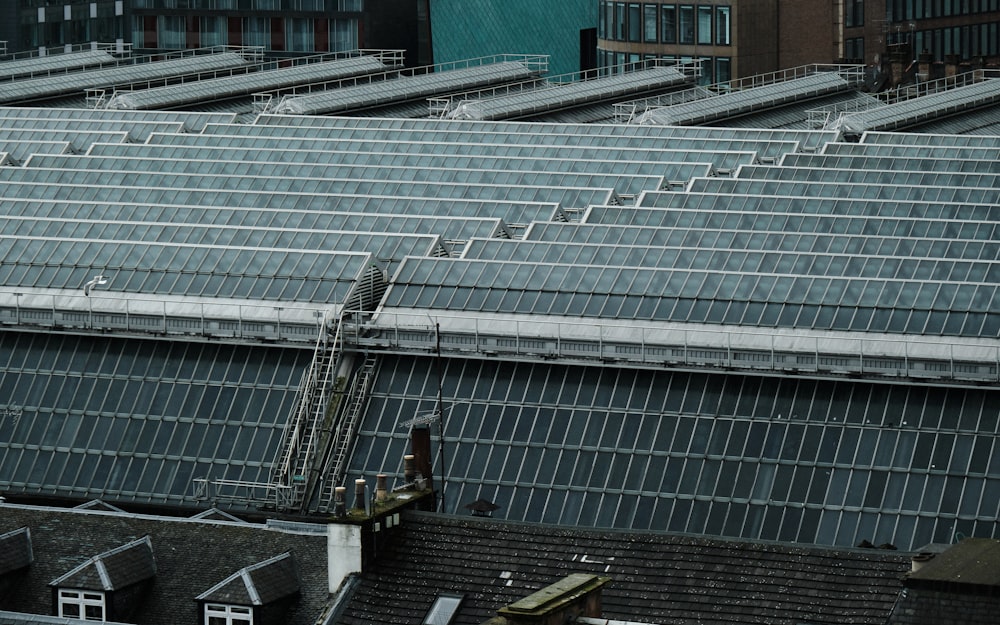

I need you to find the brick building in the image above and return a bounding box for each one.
[597,0,1000,82]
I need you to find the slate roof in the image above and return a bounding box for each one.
[49,535,156,592]
[335,511,911,625]
[0,528,32,575]
[0,612,132,625]
[196,552,300,606]
[0,504,330,625]
[905,538,1000,591]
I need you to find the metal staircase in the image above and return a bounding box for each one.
[270,313,343,511]
[314,354,379,513]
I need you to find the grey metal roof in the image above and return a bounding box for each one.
[274,60,543,115]
[444,65,689,121]
[0,50,117,81]
[0,52,249,104]
[839,77,1000,132]
[106,55,389,111]
[634,72,851,126]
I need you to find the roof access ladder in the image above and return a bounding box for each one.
[313,354,378,514]
[270,313,344,511]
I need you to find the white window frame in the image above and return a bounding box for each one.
[58,589,106,622]
[205,603,253,625]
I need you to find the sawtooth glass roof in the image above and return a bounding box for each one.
[633,72,851,126]
[106,55,390,110]
[382,257,999,337]
[838,78,1000,132]
[0,50,117,80]
[273,60,542,115]
[0,106,235,133]
[347,355,1000,549]
[444,65,689,121]
[0,332,310,506]
[0,52,249,104]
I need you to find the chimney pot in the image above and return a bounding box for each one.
[354,478,366,510]
[376,473,388,502]
[334,486,347,517]
[404,454,416,483]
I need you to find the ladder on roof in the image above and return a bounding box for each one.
[313,354,379,514]
[271,312,343,510]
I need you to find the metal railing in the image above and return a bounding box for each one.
[192,478,294,508]
[0,289,329,345]
[345,311,1000,385]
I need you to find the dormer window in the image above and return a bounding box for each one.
[57,588,106,622]
[205,603,253,625]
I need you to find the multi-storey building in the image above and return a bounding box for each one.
[0,1,127,55]
[598,1,1000,83]
[0,1,428,66]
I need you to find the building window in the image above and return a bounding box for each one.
[58,589,105,622]
[715,56,731,82]
[205,604,252,625]
[697,5,712,44]
[715,6,731,45]
[157,14,185,48]
[615,2,626,39]
[845,0,864,27]
[679,5,694,44]
[643,4,658,42]
[200,15,226,47]
[286,17,313,51]
[661,5,676,43]
[628,3,642,41]
[242,16,270,48]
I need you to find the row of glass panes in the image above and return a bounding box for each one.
[250,113,839,148]
[640,190,1000,222]
[0,179,615,210]
[0,198,520,238]
[582,204,1000,241]
[26,153,702,185]
[861,131,1000,148]
[782,152,1000,173]
[199,118,808,150]
[741,165,1000,190]
[0,118,180,136]
[463,240,1000,282]
[0,237,368,279]
[0,447,272,504]
[0,171,615,209]
[99,135,764,169]
[0,219,440,262]
[140,134,750,168]
[822,141,1000,161]
[387,289,999,336]
[0,333,306,388]
[435,480,996,548]
[526,222,1000,261]
[686,178,1000,204]
[0,181,573,213]
[393,257,998,305]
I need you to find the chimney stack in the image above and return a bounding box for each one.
[376,473,388,502]
[404,454,416,484]
[334,486,347,517]
[354,478,366,510]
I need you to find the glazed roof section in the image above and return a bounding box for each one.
[0,49,117,81]
[443,65,690,121]
[0,52,250,104]
[634,72,852,126]
[273,60,543,115]
[106,54,392,110]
